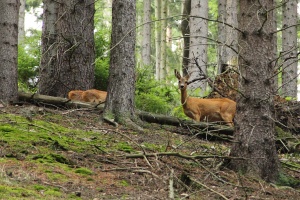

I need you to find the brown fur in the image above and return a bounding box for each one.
[68,90,84,101]
[81,89,107,104]
[175,69,236,126]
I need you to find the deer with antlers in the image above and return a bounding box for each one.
[175,69,236,126]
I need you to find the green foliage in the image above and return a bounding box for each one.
[135,67,178,115]
[94,28,111,90]
[18,29,41,92]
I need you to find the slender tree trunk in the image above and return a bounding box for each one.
[141,0,151,67]
[181,0,191,76]
[188,0,208,93]
[18,0,26,43]
[155,0,161,80]
[272,0,278,90]
[160,0,167,80]
[281,0,297,98]
[0,0,19,103]
[217,0,227,73]
[39,0,95,97]
[229,0,279,182]
[103,0,136,123]
[225,0,238,66]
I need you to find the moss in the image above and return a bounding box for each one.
[116,142,134,153]
[276,173,300,188]
[75,168,93,175]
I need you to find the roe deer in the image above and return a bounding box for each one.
[174,69,236,126]
[68,90,84,101]
[81,89,107,104]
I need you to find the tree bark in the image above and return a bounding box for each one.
[39,0,95,97]
[103,0,137,124]
[18,0,26,42]
[217,0,226,73]
[159,0,167,81]
[155,0,162,80]
[141,0,151,67]
[0,0,19,103]
[181,0,191,76]
[281,0,297,98]
[188,0,208,93]
[229,0,279,182]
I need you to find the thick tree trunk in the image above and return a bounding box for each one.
[281,0,297,98]
[0,0,19,103]
[103,0,136,123]
[229,0,279,182]
[159,0,167,80]
[39,0,95,97]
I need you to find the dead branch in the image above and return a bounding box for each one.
[122,152,245,161]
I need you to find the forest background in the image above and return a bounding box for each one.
[20,0,300,117]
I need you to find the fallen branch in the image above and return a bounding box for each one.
[122,152,245,161]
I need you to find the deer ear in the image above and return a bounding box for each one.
[186,73,190,80]
[174,69,181,79]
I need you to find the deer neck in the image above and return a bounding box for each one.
[180,88,189,107]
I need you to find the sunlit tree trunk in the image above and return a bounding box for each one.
[141,0,151,67]
[281,0,297,98]
[18,0,26,42]
[229,0,279,182]
[181,0,191,76]
[155,0,161,80]
[188,0,208,93]
[103,0,137,124]
[0,0,19,103]
[39,0,95,97]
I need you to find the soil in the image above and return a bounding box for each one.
[0,103,300,200]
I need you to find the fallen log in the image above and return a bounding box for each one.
[18,91,105,109]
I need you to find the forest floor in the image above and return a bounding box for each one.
[0,103,300,200]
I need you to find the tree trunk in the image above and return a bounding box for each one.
[188,0,208,93]
[159,0,167,81]
[141,0,151,67]
[181,0,191,76]
[281,0,297,98]
[39,0,95,97]
[18,0,26,43]
[217,0,227,73]
[155,0,161,80]
[224,0,238,66]
[229,0,279,182]
[0,0,19,103]
[103,0,136,124]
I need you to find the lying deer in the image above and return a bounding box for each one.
[68,89,107,104]
[175,69,236,126]
[82,89,107,104]
[68,90,84,101]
